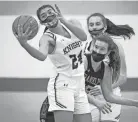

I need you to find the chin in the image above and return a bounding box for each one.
[49,19,59,28]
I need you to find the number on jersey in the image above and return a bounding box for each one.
[69,50,83,69]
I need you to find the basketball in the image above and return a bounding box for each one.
[12,15,39,40]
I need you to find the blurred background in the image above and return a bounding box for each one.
[0,1,138,122]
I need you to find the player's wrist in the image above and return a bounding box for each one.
[20,41,28,47]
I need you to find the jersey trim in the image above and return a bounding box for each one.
[54,74,67,108]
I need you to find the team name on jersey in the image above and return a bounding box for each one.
[85,74,101,86]
[63,41,82,54]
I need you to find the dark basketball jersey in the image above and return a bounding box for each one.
[84,55,105,93]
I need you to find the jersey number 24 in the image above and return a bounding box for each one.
[69,50,83,69]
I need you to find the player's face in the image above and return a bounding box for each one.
[92,40,108,62]
[39,7,58,28]
[88,16,105,36]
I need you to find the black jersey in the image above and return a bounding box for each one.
[84,55,105,93]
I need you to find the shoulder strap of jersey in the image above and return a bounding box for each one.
[44,30,57,41]
[42,30,57,54]
[86,55,93,71]
[61,23,74,39]
[87,41,92,51]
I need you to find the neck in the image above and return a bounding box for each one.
[49,21,64,35]
[91,56,102,70]
[92,34,99,38]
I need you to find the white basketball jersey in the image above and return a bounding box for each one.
[46,25,85,77]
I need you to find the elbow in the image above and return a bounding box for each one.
[38,55,47,61]
[104,93,115,103]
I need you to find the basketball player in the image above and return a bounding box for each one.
[85,13,135,122]
[16,4,92,122]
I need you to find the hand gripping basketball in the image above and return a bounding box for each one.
[12,15,39,44]
[16,23,32,45]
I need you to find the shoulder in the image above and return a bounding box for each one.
[39,32,55,46]
[113,39,126,59]
[43,31,56,40]
[110,36,125,53]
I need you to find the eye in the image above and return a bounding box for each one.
[40,13,47,19]
[96,22,101,26]
[100,47,106,51]
[42,15,46,18]
[89,23,94,27]
[48,11,52,14]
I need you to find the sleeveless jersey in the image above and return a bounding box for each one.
[84,55,105,93]
[45,25,85,77]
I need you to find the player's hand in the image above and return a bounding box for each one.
[55,4,64,22]
[89,86,102,96]
[16,23,32,46]
[97,101,112,114]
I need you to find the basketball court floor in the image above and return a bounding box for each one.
[0,91,138,122]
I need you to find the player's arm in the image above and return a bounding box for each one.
[87,93,112,114]
[55,4,87,41]
[101,64,138,107]
[62,18,87,41]
[21,34,52,61]
[112,41,127,88]
[16,24,53,61]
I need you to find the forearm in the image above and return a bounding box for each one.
[60,18,87,41]
[102,82,138,107]
[105,93,137,107]
[21,42,47,61]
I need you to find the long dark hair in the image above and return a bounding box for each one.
[87,13,135,40]
[94,34,120,83]
[87,13,135,82]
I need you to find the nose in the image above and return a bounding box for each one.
[92,25,97,30]
[96,49,101,53]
